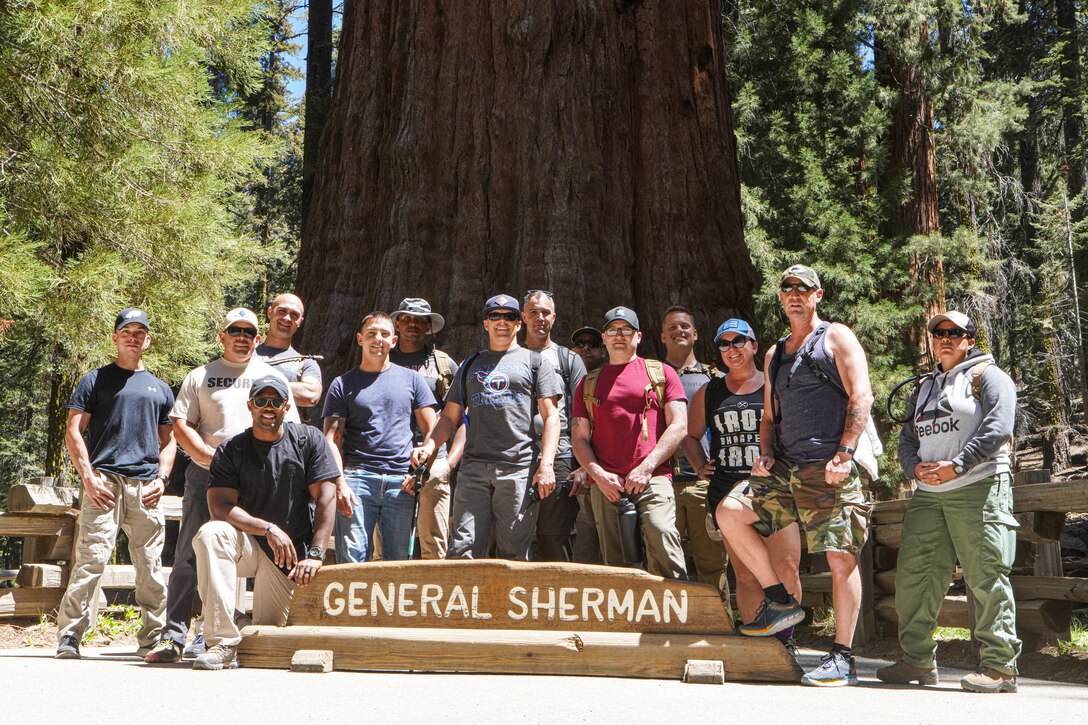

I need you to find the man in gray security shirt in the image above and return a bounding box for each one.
[412,294,562,560]
[522,290,588,561]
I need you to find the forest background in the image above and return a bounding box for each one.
[0,0,1085,514]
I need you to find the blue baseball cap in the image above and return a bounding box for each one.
[715,318,756,342]
[482,294,520,315]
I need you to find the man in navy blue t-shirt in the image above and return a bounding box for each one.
[323,312,437,562]
[56,308,176,660]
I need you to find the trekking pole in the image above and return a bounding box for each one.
[406,463,427,558]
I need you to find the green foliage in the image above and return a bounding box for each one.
[0,1,279,484]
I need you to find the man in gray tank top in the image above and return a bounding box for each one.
[718,264,875,688]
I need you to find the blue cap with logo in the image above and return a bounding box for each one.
[603,306,640,331]
[715,318,756,342]
[482,294,520,315]
[114,308,150,332]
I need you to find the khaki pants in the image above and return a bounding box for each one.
[417,457,452,559]
[193,521,295,647]
[673,478,728,590]
[591,475,688,580]
[57,473,167,647]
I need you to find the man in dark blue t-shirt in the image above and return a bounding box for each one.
[56,308,176,660]
[323,312,437,563]
[191,375,340,670]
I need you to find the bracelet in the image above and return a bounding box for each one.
[836,445,855,456]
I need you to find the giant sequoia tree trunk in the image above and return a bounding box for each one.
[301,0,333,225]
[296,1,753,374]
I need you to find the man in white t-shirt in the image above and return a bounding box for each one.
[144,308,298,664]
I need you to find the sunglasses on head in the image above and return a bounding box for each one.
[572,338,603,349]
[252,396,286,409]
[226,325,257,339]
[717,337,748,350]
[485,311,520,322]
[931,327,968,339]
[779,282,814,294]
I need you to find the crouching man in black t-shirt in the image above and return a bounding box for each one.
[191,375,340,670]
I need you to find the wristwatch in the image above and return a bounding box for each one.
[306,545,324,560]
[953,463,965,475]
[836,445,855,456]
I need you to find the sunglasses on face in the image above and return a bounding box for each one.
[226,325,257,339]
[485,312,520,322]
[604,326,636,337]
[779,283,814,294]
[931,327,967,339]
[252,396,286,409]
[572,338,603,349]
[717,337,748,350]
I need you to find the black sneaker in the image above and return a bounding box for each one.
[143,639,183,664]
[737,596,805,637]
[55,635,81,659]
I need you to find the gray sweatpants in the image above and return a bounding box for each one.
[447,459,536,561]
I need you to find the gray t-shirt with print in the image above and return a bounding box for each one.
[446,346,563,467]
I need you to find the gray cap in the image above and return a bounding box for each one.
[603,306,640,331]
[249,375,289,401]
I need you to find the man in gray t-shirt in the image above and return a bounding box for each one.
[256,293,323,420]
[412,294,562,561]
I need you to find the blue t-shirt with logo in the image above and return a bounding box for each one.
[322,364,436,474]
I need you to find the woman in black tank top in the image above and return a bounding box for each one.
[681,319,802,627]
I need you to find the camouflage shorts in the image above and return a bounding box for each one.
[748,459,871,555]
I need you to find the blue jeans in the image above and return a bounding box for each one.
[335,467,416,563]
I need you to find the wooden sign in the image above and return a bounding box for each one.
[287,560,733,635]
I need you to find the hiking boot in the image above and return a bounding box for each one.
[961,668,1017,693]
[183,634,206,659]
[143,639,183,664]
[193,644,238,671]
[876,660,939,686]
[737,596,805,637]
[55,635,81,660]
[801,650,858,687]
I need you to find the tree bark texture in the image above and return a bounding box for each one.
[296,0,753,373]
[302,0,334,225]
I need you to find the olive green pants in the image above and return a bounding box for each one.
[894,473,1021,675]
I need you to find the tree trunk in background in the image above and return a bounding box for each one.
[302,0,333,225]
[1019,124,1071,472]
[877,25,944,357]
[296,1,753,375]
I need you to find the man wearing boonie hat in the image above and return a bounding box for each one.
[389,298,462,559]
[56,308,176,660]
[190,375,340,670]
[411,294,562,560]
[145,308,299,664]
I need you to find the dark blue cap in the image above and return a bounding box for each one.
[482,294,520,315]
[115,308,150,332]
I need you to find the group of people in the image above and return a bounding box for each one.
[53,264,1022,693]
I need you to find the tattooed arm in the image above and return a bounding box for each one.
[825,323,874,484]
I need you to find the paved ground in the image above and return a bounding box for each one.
[2,645,1083,723]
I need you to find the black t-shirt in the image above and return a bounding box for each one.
[705,377,763,491]
[67,364,175,480]
[209,422,341,566]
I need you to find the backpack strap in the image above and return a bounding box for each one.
[433,348,454,402]
[704,376,727,433]
[582,368,603,427]
[642,359,669,442]
[457,352,481,423]
[970,360,994,400]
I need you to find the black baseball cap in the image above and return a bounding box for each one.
[249,375,290,401]
[114,308,150,332]
[603,306,640,331]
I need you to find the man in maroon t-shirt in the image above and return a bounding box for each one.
[571,306,689,579]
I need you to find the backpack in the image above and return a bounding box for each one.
[433,348,454,402]
[767,322,883,480]
[582,358,668,441]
